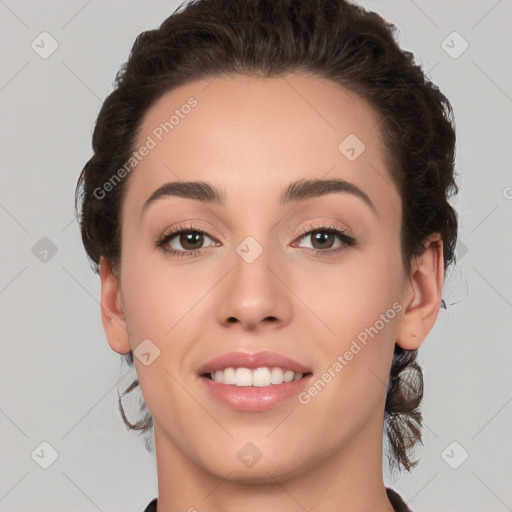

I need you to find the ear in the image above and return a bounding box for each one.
[98,256,132,354]
[396,235,444,350]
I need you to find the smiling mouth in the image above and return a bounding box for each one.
[201,366,313,387]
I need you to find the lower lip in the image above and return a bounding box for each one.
[200,375,313,412]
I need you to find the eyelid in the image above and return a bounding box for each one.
[157,221,219,243]
[296,220,353,237]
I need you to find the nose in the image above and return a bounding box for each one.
[216,242,293,332]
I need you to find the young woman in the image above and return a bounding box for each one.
[75,0,458,510]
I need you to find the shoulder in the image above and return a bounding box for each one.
[386,487,413,512]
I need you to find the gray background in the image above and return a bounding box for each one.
[1,1,511,511]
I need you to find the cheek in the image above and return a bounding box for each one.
[300,247,403,340]
[119,251,200,342]
[118,253,198,425]
[296,280,400,442]
[297,243,403,398]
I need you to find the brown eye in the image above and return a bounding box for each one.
[309,231,336,250]
[178,232,205,251]
[294,224,356,256]
[156,225,216,257]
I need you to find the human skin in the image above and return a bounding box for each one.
[99,72,444,511]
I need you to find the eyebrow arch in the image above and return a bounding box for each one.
[281,178,375,211]
[141,177,375,217]
[142,181,227,218]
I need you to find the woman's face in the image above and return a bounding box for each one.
[109,73,412,480]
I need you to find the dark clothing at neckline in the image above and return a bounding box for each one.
[142,487,412,511]
[386,487,412,511]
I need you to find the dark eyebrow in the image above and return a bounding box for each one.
[141,178,375,217]
[281,178,375,211]
[141,181,227,218]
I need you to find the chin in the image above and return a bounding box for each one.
[207,459,304,484]
[195,442,311,483]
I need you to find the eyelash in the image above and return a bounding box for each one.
[154,222,357,259]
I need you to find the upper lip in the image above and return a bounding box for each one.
[197,350,312,375]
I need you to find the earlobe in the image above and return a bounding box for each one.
[396,235,444,350]
[98,256,132,355]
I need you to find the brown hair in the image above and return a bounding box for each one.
[75,0,458,473]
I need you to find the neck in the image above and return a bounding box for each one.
[153,414,395,512]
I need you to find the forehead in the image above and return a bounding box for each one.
[124,72,398,220]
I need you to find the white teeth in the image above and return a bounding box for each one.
[252,367,271,387]
[235,368,253,386]
[283,370,294,383]
[270,367,284,384]
[209,367,304,386]
[223,367,236,384]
